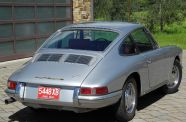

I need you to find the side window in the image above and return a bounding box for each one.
[145,29,159,49]
[120,36,136,55]
[131,29,153,52]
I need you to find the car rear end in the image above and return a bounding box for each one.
[5,51,121,113]
[5,77,121,113]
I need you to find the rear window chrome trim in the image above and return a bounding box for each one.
[41,27,121,53]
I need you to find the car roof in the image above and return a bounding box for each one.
[62,21,143,34]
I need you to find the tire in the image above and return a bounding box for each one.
[163,60,182,94]
[115,77,138,122]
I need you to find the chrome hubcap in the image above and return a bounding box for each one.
[124,83,136,113]
[168,65,179,88]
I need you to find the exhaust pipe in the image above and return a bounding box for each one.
[5,97,16,104]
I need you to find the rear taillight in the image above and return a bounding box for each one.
[8,80,17,90]
[80,87,108,96]
[95,87,108,95]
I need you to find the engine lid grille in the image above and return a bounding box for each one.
[37,54,63,62]
[76,55,93,64]
[65,54,92,65]
[48,54,63,61]
[65,54,80,63]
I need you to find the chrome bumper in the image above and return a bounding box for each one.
[77,91,122,108]
[5,86,122,112]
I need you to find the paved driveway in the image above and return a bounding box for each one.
[0,52,186,122]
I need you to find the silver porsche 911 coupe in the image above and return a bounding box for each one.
[5,22,182,121]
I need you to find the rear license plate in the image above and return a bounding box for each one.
[37,86,60,100]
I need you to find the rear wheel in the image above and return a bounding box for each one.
[163,60,182,94]
[115,77,137,122]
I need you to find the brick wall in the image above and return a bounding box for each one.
[73,0,93,23]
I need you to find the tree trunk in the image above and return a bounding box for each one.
[149,19,154,32]
[159,1,164,32]
[160,16,163,32]
[128,0,131,22]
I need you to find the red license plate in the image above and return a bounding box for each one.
[38,86,60,100]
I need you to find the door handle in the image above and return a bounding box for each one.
[146,59,152,64]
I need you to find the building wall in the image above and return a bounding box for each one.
[73,0,93,23]
[0,0,73,62]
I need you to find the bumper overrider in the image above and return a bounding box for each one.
[5,82,122,113]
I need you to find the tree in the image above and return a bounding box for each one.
[94,0,186,32]
[147,0,184,31]
[94,0,128,21]
[110,0,128,21]
[94,0,113,20]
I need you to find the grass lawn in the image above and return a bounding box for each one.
[153,21,186,49]
[154,33,186,49]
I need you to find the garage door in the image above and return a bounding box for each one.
[0,0,73,62]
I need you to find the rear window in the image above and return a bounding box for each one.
[43,29,119,51]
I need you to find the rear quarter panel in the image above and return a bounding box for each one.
[158,46,183,81]
[81,43,182,96]
[81,40,150,95]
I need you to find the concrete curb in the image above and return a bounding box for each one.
[0,57,31,66]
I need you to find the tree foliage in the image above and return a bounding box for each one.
[94,0,128,21]
[147,0,185,31]
[94,0,113,20]
[94,0,186,32]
